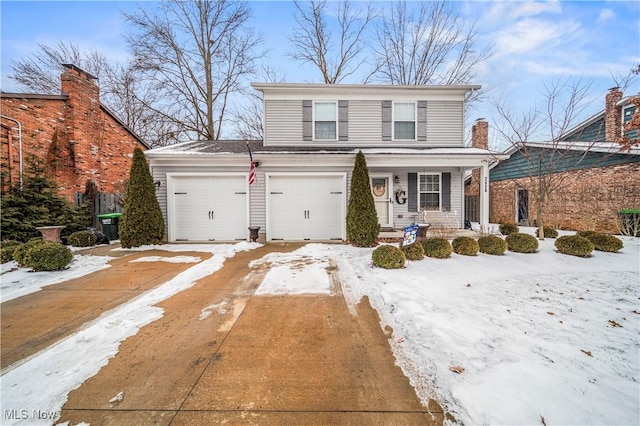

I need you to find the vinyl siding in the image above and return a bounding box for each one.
[263,98,464,147]
[560,118,606,142]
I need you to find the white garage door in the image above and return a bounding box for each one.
[169,175,247,242]
[268,175,345,241]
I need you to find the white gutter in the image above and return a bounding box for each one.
[0,115,23,189]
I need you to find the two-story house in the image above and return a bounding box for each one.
[145,83,504,242]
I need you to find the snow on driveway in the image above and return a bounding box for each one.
[0,242,259,426]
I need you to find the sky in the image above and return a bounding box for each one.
[1,230,638,425]
[1,0,639,146]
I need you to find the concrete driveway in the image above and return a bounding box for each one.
[2,243,446,425]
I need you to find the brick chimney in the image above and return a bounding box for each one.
[468,118,488,196]
[472,118,489,150]
[605,87,623,142]
[60,64,103,189]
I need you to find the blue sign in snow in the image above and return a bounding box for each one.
[402,224,419,247]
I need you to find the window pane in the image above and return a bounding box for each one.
[395,122,415,139]
[419,175,439,192]
[420,193,439,209]
[315,102,336,120]
[315,121,336,139]
[394,103,415,120]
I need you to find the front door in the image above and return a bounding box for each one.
[517,189,529,226]
[370,175,392,228]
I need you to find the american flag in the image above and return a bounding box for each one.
[247,141,256,185]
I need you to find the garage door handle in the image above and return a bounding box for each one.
[271,192,283,194]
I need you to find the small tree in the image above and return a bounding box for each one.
[119,147,165,248]
[346,150,380,246]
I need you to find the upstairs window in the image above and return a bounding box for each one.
[419,173,440,210]
[314,102,337,140]
[394,102,416,140]
[623,104,638,140]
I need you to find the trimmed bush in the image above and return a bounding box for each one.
[24,242,73,271]
[505,232,538,253]
[582,232,623,253]
[499,223,519,235]
[401,242,425,261]
[478,235,508,255]
[68,230,98,247]
[372,245,406,269]
[538,226,558,238]
[0,240,22,263]
[346,151,380,247]
[555,235,594,257]
[13,239,49,267]
[421,238,452,259]
[576,230,598,240]
[452,236,479,256]
[1,240,22,248]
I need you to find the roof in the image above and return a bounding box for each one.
[251,82,481,97]
[0,91,150,149]
[145,139,506,157]
[502,141,640,156]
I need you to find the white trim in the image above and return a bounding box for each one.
[265,172,347,242]
[370,173,394,228]
[418,172,442,212]
[392,101,417,141]
[166,173,250,242]
[313,100,338,141]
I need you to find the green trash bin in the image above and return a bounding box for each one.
[97,213,122,241]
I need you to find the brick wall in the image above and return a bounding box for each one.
[605,87,623,143]
[0,65,146,202]
[489,162,640,233]
[468,119,488,196]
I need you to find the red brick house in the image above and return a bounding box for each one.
[466,88,639,233]
[1,64,149,202]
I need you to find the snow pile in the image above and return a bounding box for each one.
[0,242,260,426]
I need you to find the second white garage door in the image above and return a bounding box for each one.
[268,174,345,241]
[169,174,248,242]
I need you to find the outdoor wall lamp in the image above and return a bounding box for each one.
[394,175,400,184]
[253,161,261,167]
[154,180,161,189]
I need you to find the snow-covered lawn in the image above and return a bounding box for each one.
[1,231,638,425]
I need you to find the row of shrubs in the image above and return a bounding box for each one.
[372,231,624,269]
[1,239,73,271]
[499,223,559,238]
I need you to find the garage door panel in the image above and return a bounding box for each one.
[171,176,247,242]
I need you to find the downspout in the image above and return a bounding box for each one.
[0,115,23,189]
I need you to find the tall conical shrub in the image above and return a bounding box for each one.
[119,147,165,248]
[346,150,380,247]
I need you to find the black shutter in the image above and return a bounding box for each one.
[303,100,312,141]
[382,101,392,141]
[417,101,427,141]
[338,100,348,141]
[408,172,417,212]
[442,172,451,211]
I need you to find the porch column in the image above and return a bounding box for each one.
[480,161,490,229]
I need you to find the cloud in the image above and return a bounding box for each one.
[494,18,582,56]
[597,8,615,23]
[484,0,562,23]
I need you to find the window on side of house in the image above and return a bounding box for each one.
[314,101,337,140]
[393,102,416,140]
[622,104,638,140]
[419,173,440,210]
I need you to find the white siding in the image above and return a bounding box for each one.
[264,100,303,145]
[426,101,463,146]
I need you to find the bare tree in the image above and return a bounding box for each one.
[372,1,490,86]
[124,0,263,141]
[491,76,598,239]
[231,66,285,140]
[288,0,376,84]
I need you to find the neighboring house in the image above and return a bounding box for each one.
[468,88,640,233]
[1,64,149,203]
[145,83,506,242]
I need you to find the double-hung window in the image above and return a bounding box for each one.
[623,104,638,140]
[393,102,416,140]
[314,102,337,140]
[419,173,440,210]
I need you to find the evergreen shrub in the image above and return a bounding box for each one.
[452,236,479,256]
[346,151,380,247]
[538,226,558,238]
[13,239,49,267]
[372,245,406,269]
[68,230,98,247]
[576,230,598,240]
[582,232,623,252]
[119,147,165,248]
[478,235,508,255]
[499,223,519,235]
[401,242,425,261]
[505,232,538,253]
[24,242,73,271]
[555,235,594,257]
[1,247,17,263]
[421,238,452,259]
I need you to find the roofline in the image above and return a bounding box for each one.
[251,82,481,93]
[501,141,640,156]
[558,110,604,140]
[99,103,150,149]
